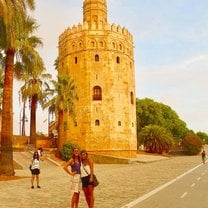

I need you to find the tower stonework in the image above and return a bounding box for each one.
[58,0,137,158]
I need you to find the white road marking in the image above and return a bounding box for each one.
[191,183,196,187]
[120,163,202,208]
[180,192,188,199]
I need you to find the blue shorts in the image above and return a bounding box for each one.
[81,176,93,188]
[31,168,40,175]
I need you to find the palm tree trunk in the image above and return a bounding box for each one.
[57,110,64,151]
[0,49,15,176]
[30,94,37,145]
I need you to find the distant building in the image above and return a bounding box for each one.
[58,0,137,157]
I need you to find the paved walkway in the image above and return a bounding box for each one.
[0,151,203,208]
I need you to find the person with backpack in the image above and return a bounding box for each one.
[30,151,41,189]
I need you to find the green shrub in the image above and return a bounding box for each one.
[181,134,203,155]
[60,142,80,161]
[138,125,174,154]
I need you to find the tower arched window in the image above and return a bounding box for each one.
[119,44,122,51]
[100,41,104,47]
[95,119,100,126]
[112,42,116,49]
[75,57,78,64]
[116,56,120,64]
[95,54,99,62]
[93,86,102,101]
[91,41,95,47]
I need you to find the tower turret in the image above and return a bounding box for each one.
[83,0,107,28]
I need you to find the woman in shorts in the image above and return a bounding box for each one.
[30,151,41,189]
[64,148,81,208]
[80,150,95,208]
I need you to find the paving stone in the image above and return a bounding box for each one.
[0,151,204,208]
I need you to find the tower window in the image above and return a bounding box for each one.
[91,41,95,47]
[95,54,99,62]
[93,86,102,101]
[130,92,134,104]
[116,56,120,64]
[95,119,100,126]
[112,42,116,49]
[75,57,78,64]
[100,41,104,47]
[119,44,122,50]
[118,121,122,126]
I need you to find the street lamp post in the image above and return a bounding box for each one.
[19,108,23,135]
[19,106,28,136]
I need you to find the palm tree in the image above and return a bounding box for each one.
[0,0,35,24]
[19,69,51,144]
[15,50,51,143]
[44,75,78,151]
[0,1,40,175]
[138,125,174,154]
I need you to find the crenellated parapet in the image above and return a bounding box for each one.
[59,22,134,59]
[59,22,133,44]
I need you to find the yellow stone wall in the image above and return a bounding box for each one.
[58,0,137,157]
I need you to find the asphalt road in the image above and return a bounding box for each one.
[123,162,208,208]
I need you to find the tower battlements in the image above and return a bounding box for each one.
[59,22,133,43]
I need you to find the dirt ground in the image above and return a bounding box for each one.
[0,175,26,181]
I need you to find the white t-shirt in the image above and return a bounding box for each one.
[31,159,40,170]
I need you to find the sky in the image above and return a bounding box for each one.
[13,0,208,135]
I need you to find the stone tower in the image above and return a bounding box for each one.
[58,0,137,157]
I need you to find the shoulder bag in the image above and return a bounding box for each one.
[82,163,99,187]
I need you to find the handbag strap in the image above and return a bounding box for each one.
[82,162,89,175]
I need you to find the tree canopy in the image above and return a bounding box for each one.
[196,131,208,144]
[0,0,39,176]
[136,98,188,140]
[44,75,78,150]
